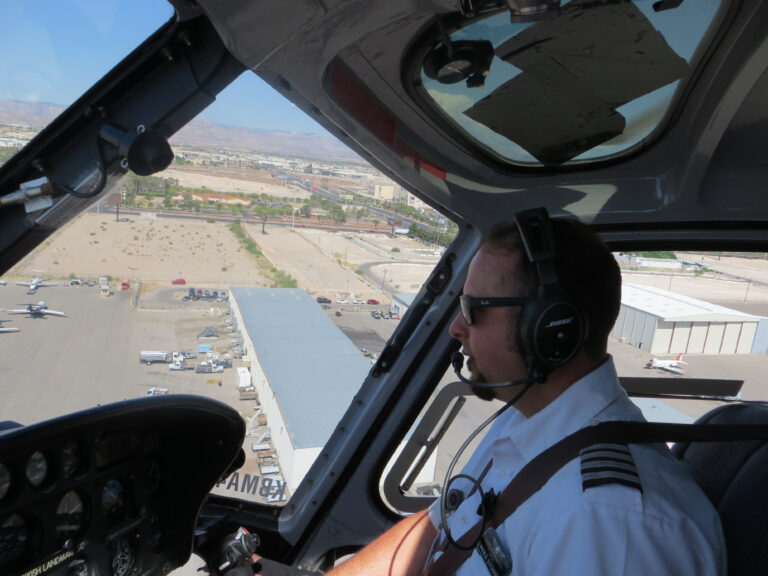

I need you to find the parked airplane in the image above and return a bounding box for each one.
[646,354,687,375]
[15,271,58,294]
[0,319,19,333]
[7,301,66,318]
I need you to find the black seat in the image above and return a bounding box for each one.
[672,404,768,576]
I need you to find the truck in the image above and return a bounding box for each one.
[139,351,170,364]
[195,362,224,374]
[169,359,194,371]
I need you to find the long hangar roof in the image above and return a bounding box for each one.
[230,287,371,449]
[622,284,762,323]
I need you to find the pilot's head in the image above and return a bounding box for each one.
[449,217,621,407]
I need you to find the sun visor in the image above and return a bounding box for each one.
[463,1,688,165]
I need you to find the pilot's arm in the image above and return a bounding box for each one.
[251,509,436,576]
[324,509,437,576]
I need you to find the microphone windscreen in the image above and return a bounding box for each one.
[451,351,465,373]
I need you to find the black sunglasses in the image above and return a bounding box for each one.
[459,295,531,326]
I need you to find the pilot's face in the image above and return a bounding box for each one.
[449,248,528,400]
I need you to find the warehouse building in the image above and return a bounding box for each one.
[613,283,766,355]
[228,287,372,493]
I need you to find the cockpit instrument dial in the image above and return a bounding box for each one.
[0,463,10,500]
[109,538,135,576]
[69,558,90,576]
[26,451,48,487]
[56,491,85,543]
[102,479,125,522]
[61,441,82,478]
[0,514,27,564]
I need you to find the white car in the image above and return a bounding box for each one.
[336,299,349,304]
[146,387,169,396]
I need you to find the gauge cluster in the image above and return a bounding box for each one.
[0,396,244,576]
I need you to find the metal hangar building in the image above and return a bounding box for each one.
[228,287,371,492]
[612,283,766,355]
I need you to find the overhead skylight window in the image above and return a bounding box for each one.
[417,0,723,167]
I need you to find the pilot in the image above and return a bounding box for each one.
[255,216,726,575]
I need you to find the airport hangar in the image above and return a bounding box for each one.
[228,287,373,493]
[613,283,768,355]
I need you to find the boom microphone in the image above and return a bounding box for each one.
[451,351,538,389]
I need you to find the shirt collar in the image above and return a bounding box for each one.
[495,356,630,463]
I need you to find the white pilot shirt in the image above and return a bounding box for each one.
[427,357,726,575]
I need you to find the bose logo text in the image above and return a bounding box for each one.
[545,318,573,328]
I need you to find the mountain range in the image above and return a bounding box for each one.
[0,99,361,163]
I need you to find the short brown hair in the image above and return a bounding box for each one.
[481,218,621,359]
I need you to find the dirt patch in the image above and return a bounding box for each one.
[9,211,441,303]
[164,168,311,200]
[11,212,262,286]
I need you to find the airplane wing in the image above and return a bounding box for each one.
[659,365,685,375]
[15,281,32,287]
[42,309,66,317]
[39,282,58,287]
[6,309,29,314]
[0,326,20,333]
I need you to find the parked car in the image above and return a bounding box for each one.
[336,299,349,304]
[366,299,379,305]
[70,279,82,286]
[171,278,186,285]
[316,296,331,304]
[145,387,169,396]
[371,311,381,319]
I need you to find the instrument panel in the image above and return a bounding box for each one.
[0,396,244,576]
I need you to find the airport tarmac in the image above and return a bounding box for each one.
[2,278,767,507]
[3,278,766,423]
[0,282,243,425]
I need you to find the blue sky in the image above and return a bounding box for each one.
[0,0,330,135]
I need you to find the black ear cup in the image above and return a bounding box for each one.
[522,299,585,374]
[518,296,586,381]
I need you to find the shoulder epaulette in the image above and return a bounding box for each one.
[579,442,642,492]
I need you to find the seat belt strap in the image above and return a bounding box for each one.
[423,420,768,576]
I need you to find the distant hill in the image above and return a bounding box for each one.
[171,118,360,162]
[0,99,361,163]
[0,99,64,128]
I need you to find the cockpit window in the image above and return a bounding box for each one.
[1,0,458,511]
[413,0,724,167]
[0,0,173,167]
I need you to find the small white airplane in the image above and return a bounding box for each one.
[646,353,687,375]
[0,319,20,333]
[7,301,66,318]
[15,271,57,294]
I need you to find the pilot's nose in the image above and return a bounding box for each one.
[449,311,467,340]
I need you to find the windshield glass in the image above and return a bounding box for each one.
[417,0,724,167]
[0,0,173,167]
[0,0,457,510]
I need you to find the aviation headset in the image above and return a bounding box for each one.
[514,208,587,382]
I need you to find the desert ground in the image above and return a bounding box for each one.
[163,167,312,199]
[9,209,441,304]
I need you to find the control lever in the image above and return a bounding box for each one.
[217,527,259,575]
